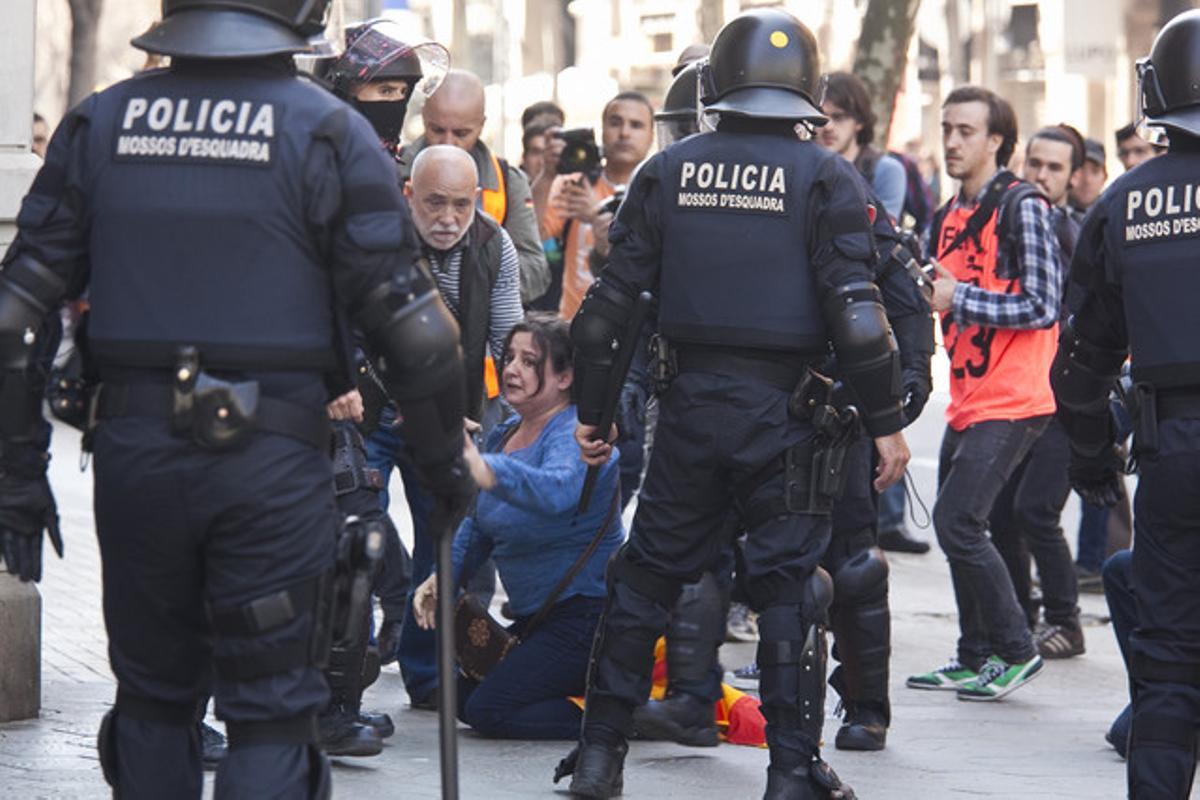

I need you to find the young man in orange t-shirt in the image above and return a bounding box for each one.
[538,92,655,320]
[906,87,1063,701]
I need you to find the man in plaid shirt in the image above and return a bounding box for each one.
[906,86,1062,702]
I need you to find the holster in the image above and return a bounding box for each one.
[331,515,386,647]
[46,370,95,432]
[330,425,384,496]
[171,347,260,451]
[649,333,676,395]
[1131,382,1158,456]
[739,369,860,526]
[789,369,860,513]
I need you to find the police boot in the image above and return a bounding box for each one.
[764,756,857,800]
[632,573,723,747]
[632,692,718,747]
[829,547,891,752]
[553,740,628,799]
[358,710,395,739]
[317,705,384,757]
[833,702,887,752]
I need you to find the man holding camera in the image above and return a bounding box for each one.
[538,92,655,320]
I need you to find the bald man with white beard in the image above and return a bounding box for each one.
[400,70,549,306]
[404,144,524,421]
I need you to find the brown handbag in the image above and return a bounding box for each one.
[453,488,620,682]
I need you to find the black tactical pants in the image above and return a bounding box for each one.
[1127,418,1200,799]
[823,435,891,718]
[93,416,334,799]
[584,372,830,763]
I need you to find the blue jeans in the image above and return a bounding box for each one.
[877,481,907,533]
[989,418,1077,628]
[934,418,1046,667]
[366,409,438,702]
[1102,550,1134,756]
[367,409,496,700]
[458,595,604,739]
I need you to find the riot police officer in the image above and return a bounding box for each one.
[556,9,909,799]
[0,2,472,798]
[1052,10,1200,798]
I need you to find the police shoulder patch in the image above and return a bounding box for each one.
[113,94,279,167]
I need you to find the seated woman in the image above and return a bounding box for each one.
[413,313,624,739]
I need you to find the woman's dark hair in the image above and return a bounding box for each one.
[943,85,1019,168]
[500,312,574,396]
[823,71,876,146]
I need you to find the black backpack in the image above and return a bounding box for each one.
[929,170,1047,263]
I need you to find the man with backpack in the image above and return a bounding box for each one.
[906,86,1062,701]
[987,125,1090,661]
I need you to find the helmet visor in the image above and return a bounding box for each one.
[657,118,699,149]
[1135,57,1172,146]
[340,19,449,99]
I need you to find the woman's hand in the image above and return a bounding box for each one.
[413,573,438,630]
[326,389,364,422]
[463,427,496,490]
[575,422,618,467]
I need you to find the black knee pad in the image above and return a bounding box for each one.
[833,546,889,603]
[667,572,725,688]
[98,709,119,790]
[670,572,724,642]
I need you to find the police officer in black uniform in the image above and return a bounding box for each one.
[0,2,472,798]
[556,9,909,799]
[824,192,934,753]
[1052,10,1200,798]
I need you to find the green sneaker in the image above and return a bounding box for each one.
[906,659,978,691]
[956,655,1044,701]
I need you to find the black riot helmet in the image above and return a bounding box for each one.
[700,8,826,124]
[326,20,448,100]
[1138,9,1200,139]
[655,62,702,147]
[325,20,449,153]
[132,0,331,59]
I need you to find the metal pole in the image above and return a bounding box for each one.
[436,531,459,800]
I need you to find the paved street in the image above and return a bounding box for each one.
[0,388,1146,799]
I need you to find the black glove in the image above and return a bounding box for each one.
[421,455,476,538]
[901,379,931,426]
[1068,445,1125,508]
[0,447,64,582]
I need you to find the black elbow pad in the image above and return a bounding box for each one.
[1050,317,1125,413]
[825,282,903,436]
[0,255,65,370]
[570,279,634,425]
[357,282,465,466]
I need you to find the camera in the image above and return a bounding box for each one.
[554,127,602,179]
[597,187,626,217]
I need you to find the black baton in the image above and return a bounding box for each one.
[435,524,459,799]
[577,290,655,514]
